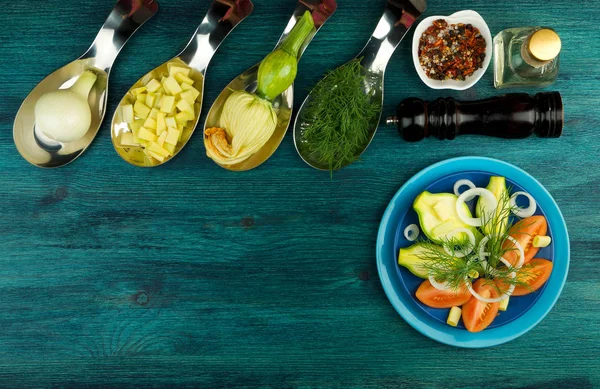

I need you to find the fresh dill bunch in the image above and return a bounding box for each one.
[299,58,381,171]
[419,241,481,291]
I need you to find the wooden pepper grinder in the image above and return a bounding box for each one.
[386,92,563,142]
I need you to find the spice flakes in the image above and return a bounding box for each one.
[418,19,486,81]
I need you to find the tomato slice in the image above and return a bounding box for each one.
[462,279,500,333]
[511,258,553,296]
[415,280,472,309]
[503,216,548,267]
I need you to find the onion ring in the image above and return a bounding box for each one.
[456,188,498,227]
[404,224,420,242]
[453,179,476,200]
[510,191,537,218]
[428,275,452,291]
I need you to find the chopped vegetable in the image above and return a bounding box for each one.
[115,61,202,164]
[416,280,472,309]
[510,191,537,218]
[447,306,462,327]
[533,235,552,248]
[404,224,420,242]
[398,242,443,279]
[462,279,500,332]
[499,297,510,312]
[413,191,480,244]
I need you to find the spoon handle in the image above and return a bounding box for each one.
[358,0,426,72]
[178,0,254,75]
[80,0,159,72]
[274,0,337,59]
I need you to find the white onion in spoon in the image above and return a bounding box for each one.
[443,228,476,258]
[453,179,476,200]
[404,224,420,242]
[456,188,498,227]
[510,191,537,218]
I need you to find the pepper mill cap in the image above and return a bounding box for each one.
[529,29,561,62]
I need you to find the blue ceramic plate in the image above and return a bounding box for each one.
[376,157,569,348]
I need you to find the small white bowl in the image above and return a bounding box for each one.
[412,10,492,90]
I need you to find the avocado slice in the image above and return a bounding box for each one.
[476,176,509,235]
[413,191,481,245]
[398,242,443,279]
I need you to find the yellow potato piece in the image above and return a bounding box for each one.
[163,77,182,95]
[145,78,161,93]
[133,101,151,119]
[157,131,168,147]
[122,104,134,123]
[138,127,157,142]
[165,127,181,146]
[176,99,194,115]
[160,96,175,113]
[147,142,171,157]
[168,65,191,78]
[175,72,194,85]
[143,117,157,131]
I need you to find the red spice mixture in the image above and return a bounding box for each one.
[418,19,486,81]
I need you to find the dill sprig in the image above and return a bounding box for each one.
[299,58,381,171]
[418,188,538,294]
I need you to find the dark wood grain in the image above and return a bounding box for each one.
[0,0,599,387]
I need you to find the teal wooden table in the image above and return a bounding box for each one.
[1,0,599,387]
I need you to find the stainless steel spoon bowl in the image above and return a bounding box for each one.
[13,0,158,168]
[204,0,337,172]
[111,0,253,167]
[294,0,427,171]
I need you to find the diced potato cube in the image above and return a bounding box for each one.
[149,108,159,119]
[133,101,151,119]
[119,132,139,147]
[157,130,168,147]
[122,104,134,123]
[147,142,171,158]
[175,112,190,125]
[146,93,156,108]
[138,139,150,148]
[180,82,192,91]
[186,86,201,101]
[160,95,175,113]
[164,143,176,155]
[176,99,194,115]
[156,112,166,134]
[165,127,181,146]
[138,127,158,142]
[145,78,162,93]
[143,117,157,130]
[162,76,182,95]
[165,116,177,129]
[175,72,194,85]
[168,64,190,78]
[179,90,196,106]
[136,93,147,104]
[131,86,147,95]
[145,149,165,162]
[153,93,163,108]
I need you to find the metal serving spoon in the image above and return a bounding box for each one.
[293,0,427,171]
[203,0,337,172]
[111,0,253,167]
[13,0,158,168]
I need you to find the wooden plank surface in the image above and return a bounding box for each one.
[0,0,599,387]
